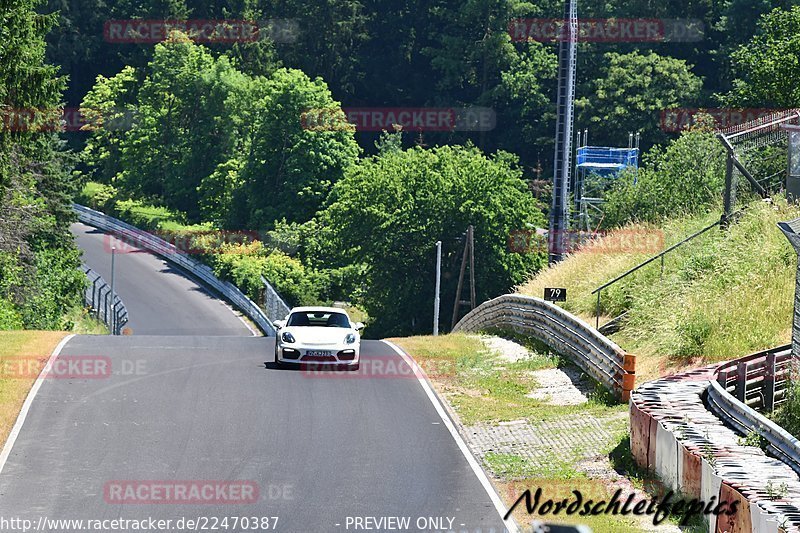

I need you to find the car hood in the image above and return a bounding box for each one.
[283,326,356,345]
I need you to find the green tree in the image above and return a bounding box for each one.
[237,68,360,229]
[0,0,84,329]
[492,41,557,161]
[79,66,140,184]
[318,144,546,336]
[578,51,703,148]
[81,33,253,221]
[726,6,800,107]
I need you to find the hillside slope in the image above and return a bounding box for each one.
[519,199,800,380]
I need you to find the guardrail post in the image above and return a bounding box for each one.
[765,350,777,412]
[736,361,747,403]
[621,353,636,402]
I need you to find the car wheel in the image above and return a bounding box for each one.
[348,363,360,371]
[274,346,284,368]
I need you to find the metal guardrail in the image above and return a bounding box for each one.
[715,344,793,411]
[707,378,800,477]
[73,204,276,336]
[261,275,290,324]
[453,294,635,400]
[82,265,128,335]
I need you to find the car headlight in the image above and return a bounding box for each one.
[345,333,356,344]
[281,331,296,343]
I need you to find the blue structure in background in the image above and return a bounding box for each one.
[576,146,639,176]
[573,132,640,230]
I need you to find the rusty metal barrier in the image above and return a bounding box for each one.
[716,345,793,412]
[631,355,800,532]
[453,294,636,401]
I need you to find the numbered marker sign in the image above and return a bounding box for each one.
[544,288,567,302]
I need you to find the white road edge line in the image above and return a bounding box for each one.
[0,333,75,476]
[381,340,520,533]
[231,307,260,337]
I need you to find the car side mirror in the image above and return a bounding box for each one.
[354,322,365,330]
[274,320,285,329]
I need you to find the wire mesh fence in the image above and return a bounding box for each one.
[82,265,128,335]
[261,275,290,323]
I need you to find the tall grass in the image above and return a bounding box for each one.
[519,198,800,367]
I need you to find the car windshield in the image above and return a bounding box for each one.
[287,311,351,328]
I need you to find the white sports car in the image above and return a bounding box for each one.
[273,307,364,369]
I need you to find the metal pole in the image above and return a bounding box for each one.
[723,149,734,227]
[468,226,476,310]
[596,291,601,330]
[110,247,116,335]
[433,241,441,336]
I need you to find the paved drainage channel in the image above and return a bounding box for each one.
[464,412,628,474]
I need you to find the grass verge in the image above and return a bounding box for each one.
[390,333,624,425]
[0,331,68,448]
[64,306,108,335]
[390,333,641,532]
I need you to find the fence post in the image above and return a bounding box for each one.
[765,351,777,411]
[92,277,100,312]
[736,361,747,403]
[595,290,601,330]
[104,288,111,325]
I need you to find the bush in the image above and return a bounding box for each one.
[205,241,323,308]
[772,372,800,440]
[17,245,86,330]
[77,181,119,212]
[113,199,184,232]
[0,298,23,330]
[603,125,726,227]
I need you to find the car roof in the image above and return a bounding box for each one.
[289,306,350,316]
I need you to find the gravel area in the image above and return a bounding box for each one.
[525,366,594,405]
[480,335,534,363]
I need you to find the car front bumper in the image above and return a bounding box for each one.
[276,344,360,365]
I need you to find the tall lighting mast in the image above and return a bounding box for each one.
[549,0,578,264]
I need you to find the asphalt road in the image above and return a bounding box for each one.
[0,223,509,532]
[71,223,252,336]
[0,336,508,532]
